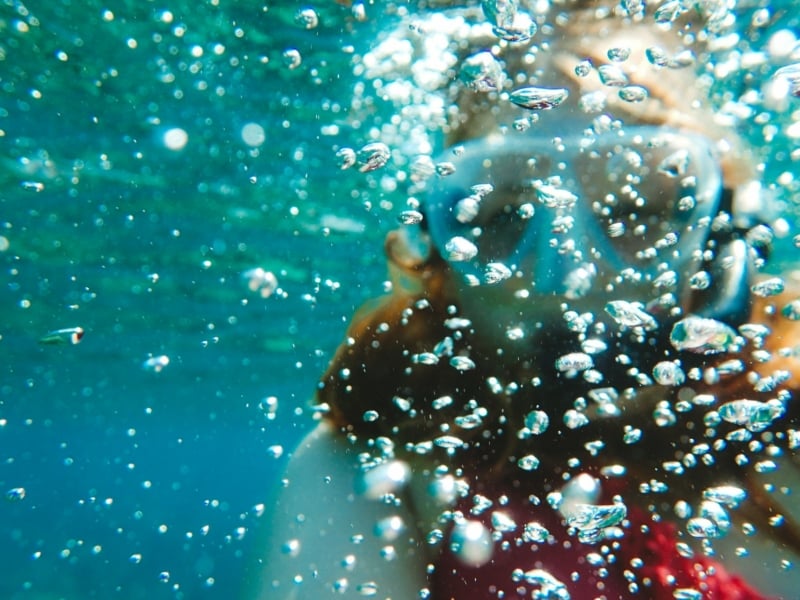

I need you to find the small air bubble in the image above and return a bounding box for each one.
[618,85,648,103]
[607,47,631,62]
[575,59,593,77]
[282,48,302,70]
[294,7,319,29]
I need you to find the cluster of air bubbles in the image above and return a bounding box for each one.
[566,501,627,544]
[335,142,391,173]
[514,569,570,599]
[398,210,424,225]
[481,0,536,43]
[242,267,279,298]
[142,355,170,373]
[717,399,784,432]
[484,262,512,284]
[460,52,505,92]
[533,178,578,209]
[293,4,800,597]
[257,396,278,421]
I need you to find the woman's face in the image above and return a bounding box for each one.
[311,2,800,598]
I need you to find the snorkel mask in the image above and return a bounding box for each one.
[423,125,755,328]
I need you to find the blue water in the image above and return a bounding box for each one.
[0,1,397,598]
[1,1,799,599]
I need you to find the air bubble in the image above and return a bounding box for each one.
[484,262,512,284]
[686,517,722,539]
[652,361,685,386]
[435,162,456,177]
[434,435,466,450]
[398,210,423,225]
[751,277,785,297]
[703,486,747,508]
[356,581,379,596]
[718,399,781,432]
[563,409,589,429]
[5,487,25,502]
[555,352,593,372]
[374,515,406,541]
[355,461,411,499]
[522,522,550,543]
[282,48,302,70]
[657,149,690,177]
[450,356,476,371]
[534,180,578,209]
[509,87,569,110]
[689,271,711,290]
[520,569,569,598]
[517,454,540,471]
[356,142,391,173]
[619,85,648,103]
[491,511,517,533]
[773,63,800,98]
[450,520,493,567]
[674,589,703,600]
[605,301,658,330]
[607,47,631,62]
[336,147,356,170]
[670,316,739,354]
[598,64,628,87]
[481,0,537,42]
[781,300,800,320]
[623,426,642,444]
[524,410,549,434]
[460,51,505,92]
[575,59,592,77]
[294,7,318,29]
[412,352,439,365]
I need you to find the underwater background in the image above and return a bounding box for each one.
[1,1,799,599]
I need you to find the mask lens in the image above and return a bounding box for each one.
[575,129,721,269]
[425,137,554,273]
[424,128,721,285]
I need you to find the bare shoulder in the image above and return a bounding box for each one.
[246,422,430,600]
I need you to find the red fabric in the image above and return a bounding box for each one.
[620,504,766,600]
[432,491,768,600]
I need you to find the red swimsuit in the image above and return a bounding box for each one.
[432,488,767,600]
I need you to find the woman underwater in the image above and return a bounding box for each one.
[253,1,800,598]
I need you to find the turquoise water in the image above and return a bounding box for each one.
[1,1,799,599]
[0,2,397,598]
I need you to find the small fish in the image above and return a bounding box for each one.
[39,326,84,345]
